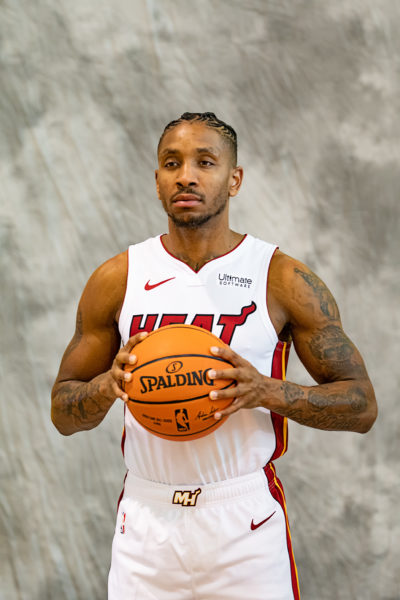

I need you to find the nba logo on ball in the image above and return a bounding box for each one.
[175,409,190,431]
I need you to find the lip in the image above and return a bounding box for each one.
[172,193,202,207]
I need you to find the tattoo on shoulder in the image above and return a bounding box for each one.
[63,308,84,358]
[294,267,339,320]
[76,307,83,336]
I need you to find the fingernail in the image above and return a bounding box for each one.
[124,373,131,381]
[210,346,220,354]
[122,394,129,402]
[129,355,137,364]
[208,370,216,379]
[210,391,218,400]
[214,412,221,419]
[139,331,148,339]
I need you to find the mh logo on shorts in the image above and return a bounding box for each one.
[172,488,202,507]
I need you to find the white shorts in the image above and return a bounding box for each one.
[108,463,300,600]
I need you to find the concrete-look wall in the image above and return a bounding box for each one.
[1,2,399,599]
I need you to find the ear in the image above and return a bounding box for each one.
[229,166,243,197]
[155,169,160,199]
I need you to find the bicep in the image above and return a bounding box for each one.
[286,261,369,384]
[56,310,121,383]
[55,257,126,383]
[292,322,368,384]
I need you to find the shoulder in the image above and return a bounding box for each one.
[85,251,128,294]
[269,250,341,327]
[80,251,128,323]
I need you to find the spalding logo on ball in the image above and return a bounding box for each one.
[123,324,235,441]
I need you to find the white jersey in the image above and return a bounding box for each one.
[118,234,290,485]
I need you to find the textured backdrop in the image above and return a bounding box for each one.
[1,1,399,599]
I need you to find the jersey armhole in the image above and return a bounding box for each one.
[118,246,132,342]
[258,245,279,346]
[266,246,279,329]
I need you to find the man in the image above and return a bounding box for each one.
[52,112,377,599]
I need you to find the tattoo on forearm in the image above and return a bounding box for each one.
[283,382,305,406]
[283,408,361,431]
[281,381,369,431]
[56,379,113,431]
[294,268,340,320]
[308,386,367,413]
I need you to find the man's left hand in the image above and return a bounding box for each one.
[208,345,280,419]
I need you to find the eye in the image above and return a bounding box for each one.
[199,160,214,167]
[164,160,179,168]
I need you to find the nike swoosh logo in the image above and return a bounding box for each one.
[250,511,276,531]
[144,277,176,291]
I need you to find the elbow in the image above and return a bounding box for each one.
[51,391,76,436]
[51,406,74,436]
[358,394,378,434]
[51,411,74,436]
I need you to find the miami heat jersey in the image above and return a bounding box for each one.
[118,234,289,485]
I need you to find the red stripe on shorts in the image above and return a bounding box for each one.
[264,462,301,599]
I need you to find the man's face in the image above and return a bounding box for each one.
[155,122,242,229]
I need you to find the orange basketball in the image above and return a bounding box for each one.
[123,324,235,441]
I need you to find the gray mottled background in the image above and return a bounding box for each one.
[1,1,399,599]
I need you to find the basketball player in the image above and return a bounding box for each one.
[51,112,377,599]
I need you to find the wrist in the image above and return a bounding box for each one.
[259,376,287,412]
[90,371,117,405]
[269,380,306,414]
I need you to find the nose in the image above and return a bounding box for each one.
[176,161,198,188]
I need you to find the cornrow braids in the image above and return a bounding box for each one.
[158,112,237,165]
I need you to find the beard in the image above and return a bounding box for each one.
[165,192,229,230]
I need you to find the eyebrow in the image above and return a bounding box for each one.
[196,147,220,155]
[160,146,220,157]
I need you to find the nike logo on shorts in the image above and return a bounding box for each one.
[250,511,276,531]
[144,277,176,291]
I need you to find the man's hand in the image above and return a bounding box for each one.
[109,332,148,403]
[208,340,376,433]
[208,345,281,419]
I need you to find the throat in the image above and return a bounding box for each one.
[161,232,246,272]
[175,253,219,272]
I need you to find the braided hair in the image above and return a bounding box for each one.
[158,112,237,165]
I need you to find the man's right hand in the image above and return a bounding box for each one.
[108,332,149,403]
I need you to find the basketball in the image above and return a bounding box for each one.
[123,324,235,441]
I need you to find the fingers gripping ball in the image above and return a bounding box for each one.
[123,324,235,441]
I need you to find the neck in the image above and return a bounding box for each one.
[162,223,244,272]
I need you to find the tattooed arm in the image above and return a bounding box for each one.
[272,255,377,432]
[51,252,144,435]
[209,252,377,433]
